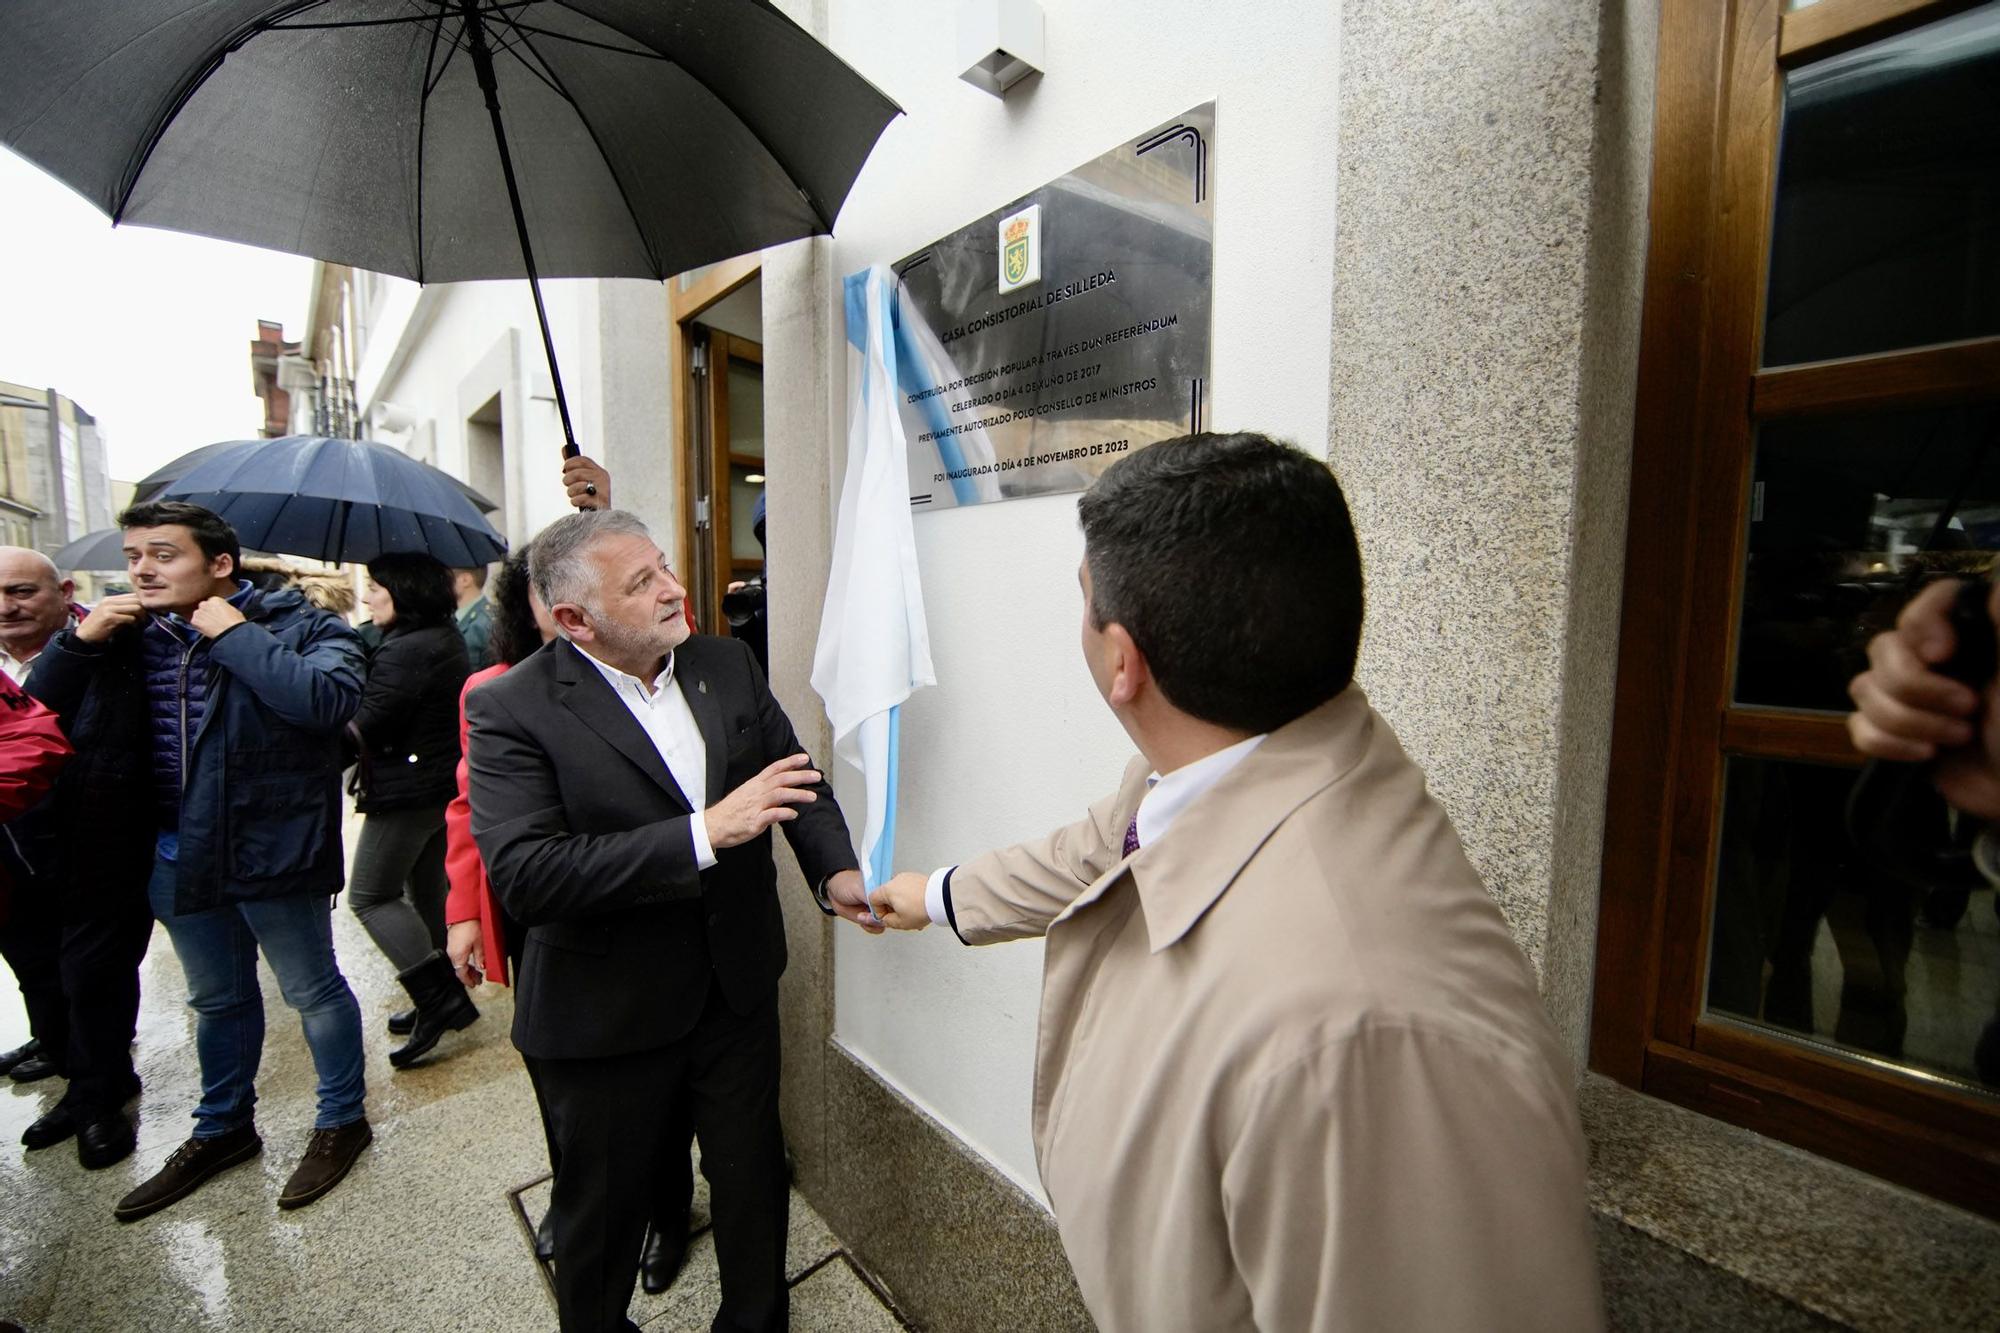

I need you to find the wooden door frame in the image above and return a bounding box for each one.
[667,255,761,631]
[704,331,766,626]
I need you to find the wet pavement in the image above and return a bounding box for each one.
[0,823,906,1332]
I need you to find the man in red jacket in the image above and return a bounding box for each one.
[0,672,72,1114]
[0,673,67,820]
[0,546,87,1093]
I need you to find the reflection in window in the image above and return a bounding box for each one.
[1709,756,2000,1093]
[1763,3,2000,366]
[729,360,764,460]
[731,466,765,563]
[1735,406,2000,711]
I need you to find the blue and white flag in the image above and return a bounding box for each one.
[812,264,937,890]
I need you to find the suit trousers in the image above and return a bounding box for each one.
[523,1054,698,1249]
[56,889,154,1114]
[529,977,789,1333]
[0,886,65,1057]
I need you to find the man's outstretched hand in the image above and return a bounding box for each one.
[869,872,930,931]
[824,870,884,934]
[705,753,822,848]
[1849,577,2000,818]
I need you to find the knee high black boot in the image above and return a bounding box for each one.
[388,952,479,1069]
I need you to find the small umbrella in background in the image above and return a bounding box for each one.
[50,528,129,574]
[0,1,900,464]
[135,438,500,514]
[154,436,507,567]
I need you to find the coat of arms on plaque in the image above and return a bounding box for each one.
[997,204,1041,294]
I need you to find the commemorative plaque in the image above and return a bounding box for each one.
[890,102,1213,510]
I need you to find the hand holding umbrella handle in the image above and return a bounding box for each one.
[562,455,613,511]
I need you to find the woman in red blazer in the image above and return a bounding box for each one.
[442,549,552,986]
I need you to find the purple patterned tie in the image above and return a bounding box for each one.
[1122,815,1140,858]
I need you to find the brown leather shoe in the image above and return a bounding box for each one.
[114,1126,263,1222]
[277,1119,372,1210]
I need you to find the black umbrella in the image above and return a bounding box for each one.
[50,529,130,575]
[0,1,899,459]
[134,438,500,514]
[155,435,508,567]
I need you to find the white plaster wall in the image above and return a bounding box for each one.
[812,0,1342,1196]
[356,276,675,550]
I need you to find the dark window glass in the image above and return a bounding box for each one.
[1735,406,2000,711]
[1762,3,2000,367]
[1708,756,2000,1095]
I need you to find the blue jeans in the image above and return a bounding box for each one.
[147,860,367,1137]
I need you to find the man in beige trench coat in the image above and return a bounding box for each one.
[870,431,1603,1332]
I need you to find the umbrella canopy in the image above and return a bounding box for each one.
[0,3,900,459]
[135,438,500,514]
[154,436,508,567]
[0,2,899,284]
[50,528,130,574]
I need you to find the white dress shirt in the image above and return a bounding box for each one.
[925,732,1266,926]
[577,647,719,871]
[0,647,38,687]
[0,638,54,686]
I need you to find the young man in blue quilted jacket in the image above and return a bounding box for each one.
[33,501,371,1222]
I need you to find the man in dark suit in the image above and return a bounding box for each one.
[466,510,875,1333]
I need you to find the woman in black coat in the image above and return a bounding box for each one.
[349,552,475,1067]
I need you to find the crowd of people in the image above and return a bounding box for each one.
[0,454,603,1209]
[36,428,2000,1329]
[0,433,1608,1332]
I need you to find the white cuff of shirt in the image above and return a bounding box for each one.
[925,866,953,927]
[691,812,719,871]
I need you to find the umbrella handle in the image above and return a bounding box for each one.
[462,2,582,463]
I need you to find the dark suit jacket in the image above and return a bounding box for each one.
[465,635,859,1060]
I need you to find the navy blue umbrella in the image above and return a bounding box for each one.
[155,436,507,567]
[135,438,500,514]
[50,527,128,573]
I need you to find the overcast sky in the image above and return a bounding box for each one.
[0,147,314,485]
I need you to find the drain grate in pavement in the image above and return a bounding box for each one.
[507,1173,918,1331]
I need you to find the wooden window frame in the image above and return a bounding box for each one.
[1591,0,2000,1219]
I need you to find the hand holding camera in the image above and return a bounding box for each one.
[1849,577,2000,819]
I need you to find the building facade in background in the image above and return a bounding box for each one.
[263,263,677,559]
[0,378,114,556]
[247,319,301,440]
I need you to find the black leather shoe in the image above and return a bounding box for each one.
[386,1007,416,1036]
[21,1104,77,1150]
[77,1112,136,1170]
[8,1050,63,1083]
[114,1125,262,1223]
[535,1212,556,1262]
[639,1220,688,1295]
[0,1038,40,1076]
